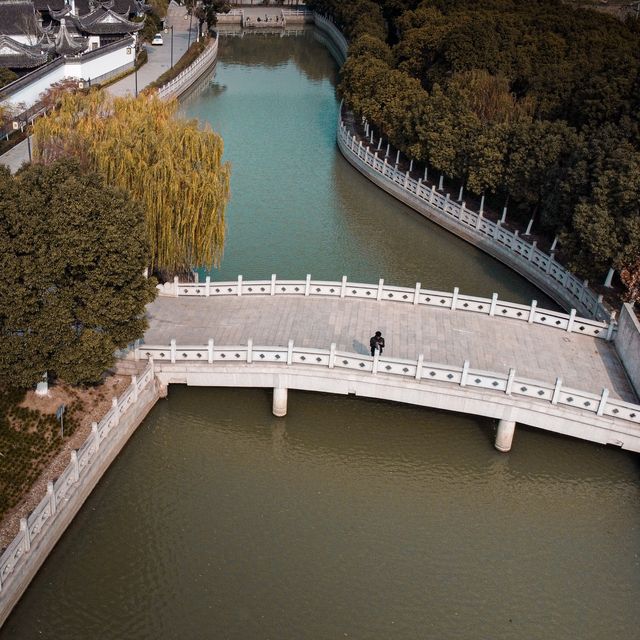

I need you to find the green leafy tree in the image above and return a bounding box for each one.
[0,160,156,387]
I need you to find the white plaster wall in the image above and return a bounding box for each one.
[1,63,66,109]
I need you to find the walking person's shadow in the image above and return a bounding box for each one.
[352,339,369,356]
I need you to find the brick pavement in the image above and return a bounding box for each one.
[143,295,636,402]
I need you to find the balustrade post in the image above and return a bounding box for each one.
[305,274,311,296]
[550,236,558,251]
[205,276,211,297]
[505,368,516,395]
[47,481,56,516]
[377,278,384,301]
[287,339,294,365]
[170,338,176,364]
[528,300,537,323]
[20,518,30,553]
[270,273,276,296]
[417,178,422,195]
[500,206,507,224]
[524,219,534,235]
[528,240,537,261]
[377,137,382,150]
[385,143,390,157]
[438,174,444,190]
[493,221,501,240]
[444,192,450,211]
[370,130,374,144]
[479,195,485,214]
[458,185,464,201]
[340,275,347,298]
[597,388,609,416]
[451,287,459,311]
[460,360,470,386]
[429,185,435,204]
[424,167,428,182]
[404,171,409,188]
[173,275,179,297]
[208,338,214,363]
[329,342,336,369]
[566,309,577,333]
[604,266,615,288]
[372,352,379,375]
[395,149,400,165]
[413,282,421,305]
[132,375,138,402]
[551,378,562,404]
[474,208,483,230]
[415,354,423,381]
[247,339,253,364]
[111,398,120,426]
[489,293,498,316]
[606,312,617,341]
[237,274,243,296]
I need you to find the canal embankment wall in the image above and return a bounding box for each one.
[0,364,162,628]
[615,303,640,396]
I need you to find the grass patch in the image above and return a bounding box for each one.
[0,387,80,519]
[145,39,208,91]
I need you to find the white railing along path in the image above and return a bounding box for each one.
[157,275,616,341]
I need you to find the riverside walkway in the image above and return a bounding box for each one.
[139,277,640,453]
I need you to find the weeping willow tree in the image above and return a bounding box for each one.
[32,90,230,275]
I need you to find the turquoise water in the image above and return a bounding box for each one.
[185,31,554,307]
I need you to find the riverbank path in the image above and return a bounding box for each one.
[143,294,636,403]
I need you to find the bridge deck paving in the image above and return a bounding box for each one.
[144,296,636,403]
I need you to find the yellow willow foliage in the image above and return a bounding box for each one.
[32,90,231,273]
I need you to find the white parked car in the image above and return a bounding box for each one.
[151,33,164,45]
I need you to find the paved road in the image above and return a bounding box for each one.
[143,295,636,402]
[108,3,197,98]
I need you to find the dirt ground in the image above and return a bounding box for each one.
[0,373,131,550]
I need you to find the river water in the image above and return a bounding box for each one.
[3,29,639,640]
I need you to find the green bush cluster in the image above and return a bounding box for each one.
[0,388,79,519]
[308,0,640,293]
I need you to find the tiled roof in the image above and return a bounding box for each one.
[0,33,48,67]
[0,0,38,35]
[73,6,143,34]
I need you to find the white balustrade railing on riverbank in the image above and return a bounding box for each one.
[137,340,640,428]
[312,13,349,61]
[0,362,155,595]
[338,117,611,322]
[157,35,218,101]
[157,276,616,341]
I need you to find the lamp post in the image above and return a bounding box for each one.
[134,62,138,97]
[165,24,174,68]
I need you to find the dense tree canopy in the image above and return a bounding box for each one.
[32,91,231,276]
[308,0,640,298]
[0,160,156,387]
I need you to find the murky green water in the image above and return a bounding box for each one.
[3,30,639,640]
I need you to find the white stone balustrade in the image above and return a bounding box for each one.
[0,363,155,616]
[157,276,616,341]
[157,34,219,101]
[337,118,611,322]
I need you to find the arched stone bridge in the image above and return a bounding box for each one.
[137,276,640,453]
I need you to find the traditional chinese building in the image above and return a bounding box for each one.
[0,0,146,71]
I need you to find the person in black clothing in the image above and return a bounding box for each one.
[370,331,385,357]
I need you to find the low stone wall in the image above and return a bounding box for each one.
[615,304,640,396]
[0,363,161,627]
[157,35,219,101]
